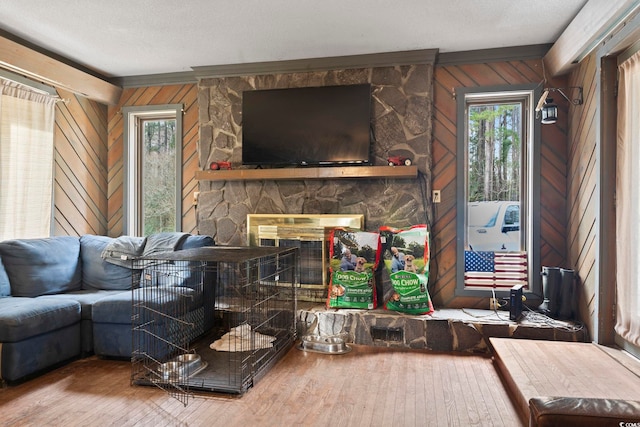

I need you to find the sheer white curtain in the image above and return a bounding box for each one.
[0,80,56,240]
[615,50,640,347]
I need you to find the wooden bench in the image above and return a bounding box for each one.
[491,338,640,425]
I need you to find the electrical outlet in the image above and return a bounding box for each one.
[490,297,500,310]
[192,191,200,206]
[432,190,441,203]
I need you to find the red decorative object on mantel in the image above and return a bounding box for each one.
[210,161,232,170]
[387,156,412,166]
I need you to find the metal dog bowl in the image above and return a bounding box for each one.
[176,353,201,367]
[157,353,207,381]
[298,334,351,354]
[157,361,183,381]
[177,353,207,378]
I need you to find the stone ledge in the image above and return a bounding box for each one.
[296,305,589,354]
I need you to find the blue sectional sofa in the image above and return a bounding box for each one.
[0,233,213,384]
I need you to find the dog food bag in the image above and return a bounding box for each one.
[380,224,434,315]
[327,228,381,309]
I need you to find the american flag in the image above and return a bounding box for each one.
[464,250,528,289]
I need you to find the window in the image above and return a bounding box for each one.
[123,105,182,236]
[456,86,540,297]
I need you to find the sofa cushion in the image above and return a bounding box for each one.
[0,236,81,297]
[39,290,126,320]
[0,297,80,342]
[173,234,214,289]
[179,234,214,250]
[1,322,81,382]
[93,286,201,324]
[0,256,10,297]
[80,235,136,291]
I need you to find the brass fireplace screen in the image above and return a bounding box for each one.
[247,214,364,301]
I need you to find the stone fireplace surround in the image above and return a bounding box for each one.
[196,62,434,245]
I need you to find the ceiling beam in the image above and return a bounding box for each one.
[0,35,122,105]
[544,0,640,76]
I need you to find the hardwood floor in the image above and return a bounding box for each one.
[0,345,521,427]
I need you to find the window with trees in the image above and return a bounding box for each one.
[456,86,540,297]
[123,105,182,236]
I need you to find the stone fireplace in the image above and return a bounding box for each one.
[195,59,435,245]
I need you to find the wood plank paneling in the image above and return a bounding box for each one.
[432,59,568,308]
[567,52,598,336]
[106,84,200,237]
[53,89,108,236]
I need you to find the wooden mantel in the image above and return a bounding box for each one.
[195,165,418,181]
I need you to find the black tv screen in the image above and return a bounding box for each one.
[242,84,372,166]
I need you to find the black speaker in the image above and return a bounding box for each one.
[510,284,524,321]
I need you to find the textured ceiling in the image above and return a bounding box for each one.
[0,0,588,78]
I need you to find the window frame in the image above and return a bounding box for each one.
[455,84,542,299]
[122,104,183,236]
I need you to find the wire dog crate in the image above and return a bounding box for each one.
[130,246,298,405]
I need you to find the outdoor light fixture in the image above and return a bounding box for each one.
[535,87,583,125]
[541,97,558,124]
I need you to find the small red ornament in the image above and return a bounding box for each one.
[210,161,232,170]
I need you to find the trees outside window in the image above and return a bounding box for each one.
[123,105,182,236]
[141,118,177,235]
[467,104,521,204]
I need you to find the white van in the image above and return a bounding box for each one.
[467,201,520,252]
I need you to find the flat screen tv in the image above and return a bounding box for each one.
[242,84,372,166]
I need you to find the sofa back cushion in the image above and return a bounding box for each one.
[176,234,214,288]
[0,236,81,297]
[179,234,215,250]
[0,257,10,297]
[140,234,214,289]
[80,235,136,290]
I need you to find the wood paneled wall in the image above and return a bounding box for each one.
[567,52,598,335]
[431,59,569,309]
[106,84,199,237]
[53,88,108,236]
